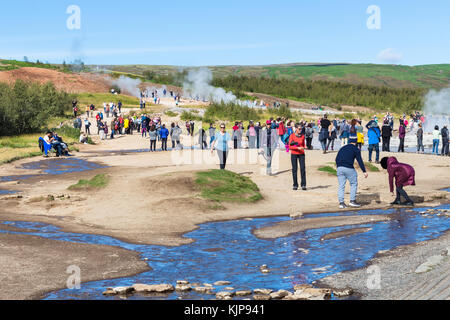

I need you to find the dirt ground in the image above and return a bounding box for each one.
[0,231,150,300]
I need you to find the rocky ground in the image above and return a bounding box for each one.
[317,230,450,300]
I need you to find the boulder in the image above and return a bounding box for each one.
[253,294,271,300]
[216,291,235,299]
[214,281,231,286]
[235,290,252,296]
[177,280,189,285]
[112,286,134,295]
[176,284,192,292]
[132,284,174,293]
[270,290,290,299]
[102,289,117,296]
[194,286,215,294]
[253,289,273,295]
[293,284,313,291]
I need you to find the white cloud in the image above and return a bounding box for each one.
[377,48,403,64]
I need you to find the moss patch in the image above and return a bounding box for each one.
[68,174,110,191]
[195,170,262,203]
[318,166,337,176]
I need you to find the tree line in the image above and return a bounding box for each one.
[0,80,73,136]
[212,76,427,113]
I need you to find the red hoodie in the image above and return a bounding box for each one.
[387,157,416,192]
[288,134,306,155]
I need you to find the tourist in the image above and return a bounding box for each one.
[149,125,158,152]
[441,125,449,156]
[380,157,415,206]
[289,123,307,191]
[328,123,338,151]
[232,122,240,149]
[305,123,314,150]
[416,123,424,154]
[356,120,364,150]
[335,137,368,209]
[171,123,182,149]
[381,119,392,152]
[79,133,88,144]
[367,121,381,163]
[160,124,169,151]
[210,124,231,170]
[98,121,106,140]
[84,118,91,135]
[260,120,278,175]
[198,127,207,150]
[209,123,216,147]
[432,125,441,155]
[398,120,406,153]
[319,115,331,153]
[255,122,262,149]
[277,119,287,149]
[247,122,257,149]
[85,105,90,118]
[340,119,350,147]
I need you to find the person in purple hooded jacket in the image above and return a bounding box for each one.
[380,157,415,206]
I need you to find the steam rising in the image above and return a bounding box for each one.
[423,87,450,132]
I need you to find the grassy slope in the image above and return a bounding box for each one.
[101,63,450,89]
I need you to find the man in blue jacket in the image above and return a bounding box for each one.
[160,124,170,151]
[367,122,381,163]
[336,137,368,209]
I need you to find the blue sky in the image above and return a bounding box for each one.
[0,0,448,66]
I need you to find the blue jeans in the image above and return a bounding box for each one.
[432,139,440,155]
[368,144,380,162]
[337,167,358,203]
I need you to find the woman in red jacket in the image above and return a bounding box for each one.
[380,157,415,206]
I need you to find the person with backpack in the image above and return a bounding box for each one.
[340,119,350,147]
[289,123,307,191]
[84,118,91,135]
[367,121,381,163]
[441,125,449,156]
[380,157,415,206]
[160,124,169,151]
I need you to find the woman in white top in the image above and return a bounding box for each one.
[432,125,441,155]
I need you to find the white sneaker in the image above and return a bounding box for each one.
[339,203,348,209]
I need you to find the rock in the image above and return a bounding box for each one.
[102,289,116,296]
[333,288,354,297]
[224,287,234,291]
[415,255,445,274]
[203,283,214,287]
[177,280,190,285]
[132,284,174,293]
[290,211,303,219]
[194,287,215,294]
[112,286,134,295]
[293,284,313,291]
[235,290,252,296]
[442,248,450,256]
[293,291,313,300]
[214,281,231,286]
[47,195,55,201]
[253,289,273,295]
[216,291,235,299]
[270,290,290,300]
[253,295,271,300]
[176,284,192,292]
[303,288,332,298]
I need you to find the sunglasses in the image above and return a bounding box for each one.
[220,126,225,129]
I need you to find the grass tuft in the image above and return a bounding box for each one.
[318,166,337,176]
[195,170,262,203]
[68,174,110,190]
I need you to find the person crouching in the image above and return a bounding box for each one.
[380,157,415,206]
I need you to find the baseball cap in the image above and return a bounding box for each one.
[266,120,272,125]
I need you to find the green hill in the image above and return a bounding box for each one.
[98,63,450,89]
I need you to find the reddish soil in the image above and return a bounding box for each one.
[0,67,111,93]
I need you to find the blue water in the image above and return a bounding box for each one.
[0,204,448,300]
[0,158,448,300]
[0,158,106,183]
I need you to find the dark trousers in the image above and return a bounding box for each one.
[201,141,208,150]
[327,138,335,151]
[306,137,313,150]
[442,139,449,155]
[395,186,413,203]
[368,144,380,162]
[233,137,238,149]
[382,136,390,152]
[150,140,156,151]
[417,137,424,152]
[217,150,228,170]
[291,154,306,188]
[162,138,168,151]
[398,138,405,153]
